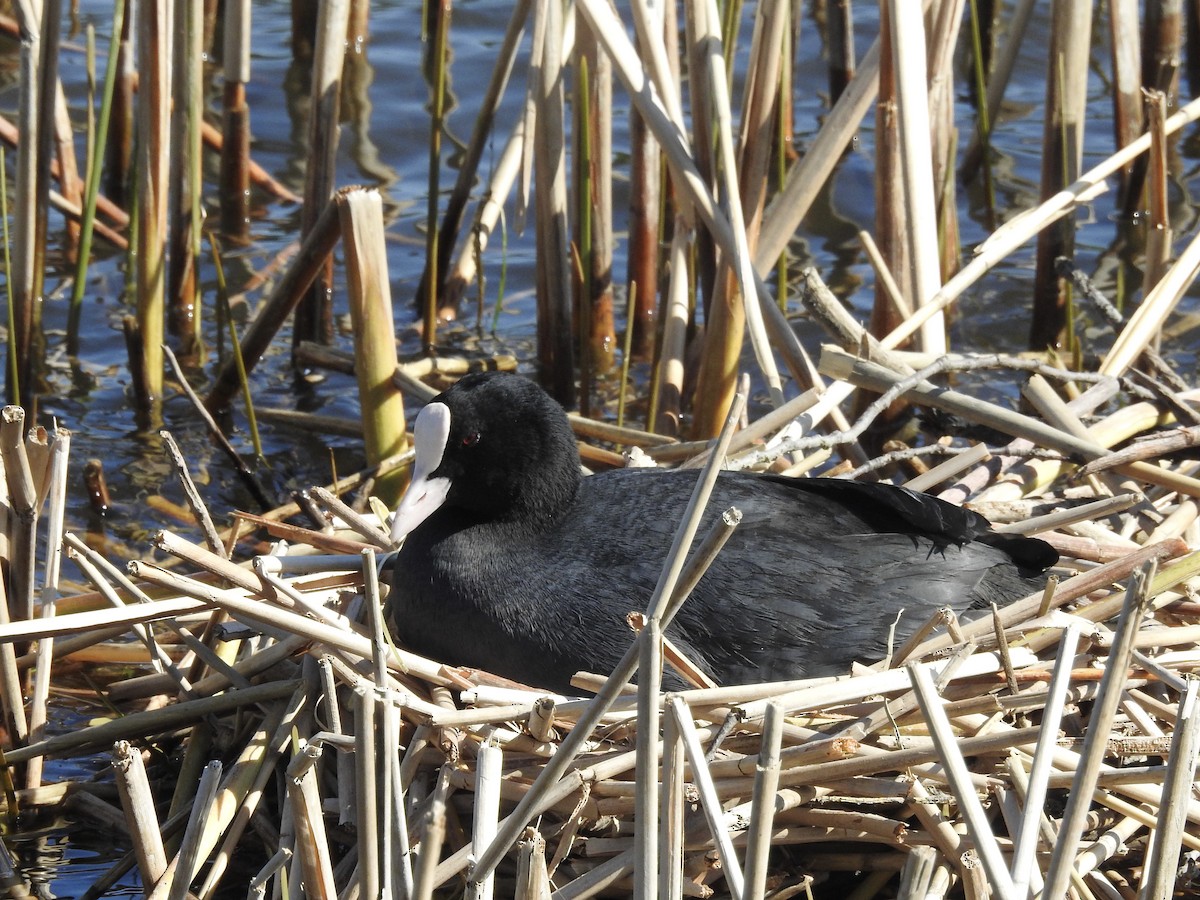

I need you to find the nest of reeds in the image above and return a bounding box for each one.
[4,324,1200,900]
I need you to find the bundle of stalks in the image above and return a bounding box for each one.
[4,307,1200,899]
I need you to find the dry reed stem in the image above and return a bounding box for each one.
[339,189,409,506]
[16,309,1200,900]
[294,0,349,348]
[887,0,945,354]
[1102,225,1200,378]
[112,740,168,888]
[25,427,68,790]
[891,93,1200,351]
[740,701,783,900]
[218,0,251,238]
[286,744,337,898]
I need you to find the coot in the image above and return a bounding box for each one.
[387,372,1056,693]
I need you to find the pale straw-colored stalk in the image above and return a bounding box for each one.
[658,701,685,898]
[286,744,337,899]
[667,696,744,897]
[339,189,408,506]
[1101,226,1200,378]
[1041,562,1156,897]
[113,739,169,888]
[25,427,68,789]
[909,662,1016,897]
[160,760,222,900]
[740,701,783,900]
[467,741,504,900]
[353,684,379,899]
[887,0,945,354]
[1009,625,1080,897]
[1138,677,1200,899]
[886,94,1200,352]
[197,687,307,900]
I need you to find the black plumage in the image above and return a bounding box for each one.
[387,372,1056,694]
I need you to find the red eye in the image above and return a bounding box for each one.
[462,431,480,447]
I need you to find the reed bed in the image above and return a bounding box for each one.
[6,0,1200,896]
[4,319,1200,897]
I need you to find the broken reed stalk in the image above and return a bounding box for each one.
[1140,678,1200,897]
[726,0,785,395]
[741,700,783,900]
[655,222,691,435]
[443,116,523,312]
[1143,90,1171,296]
[286,744,337,896]
[626,104,661,360]
[165,761,224,900]
[24,425,68,791]
[1101,223,1200,378]
[926,0,963,282]
[827,0,854,100]
[1007,625,1080,897]
[218,0,251,240]
[294,0,349,349]
[469,742,503,900]
[112,740,169,888]
[1,408,38,629]
[353,685,380,899]
[338,189,408,507]
[909,663,1016,894]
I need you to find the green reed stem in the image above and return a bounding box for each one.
[209,231,262,458]
[966,0,996,220]
[721,0,742,87]
[70,2,124,349]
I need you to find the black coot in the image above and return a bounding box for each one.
[387,372,1057,693]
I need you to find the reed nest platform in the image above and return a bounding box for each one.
[5,347,1200,900]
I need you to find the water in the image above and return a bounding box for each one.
[4,0,1200,895]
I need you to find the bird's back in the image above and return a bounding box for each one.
[391,469,1050,692]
